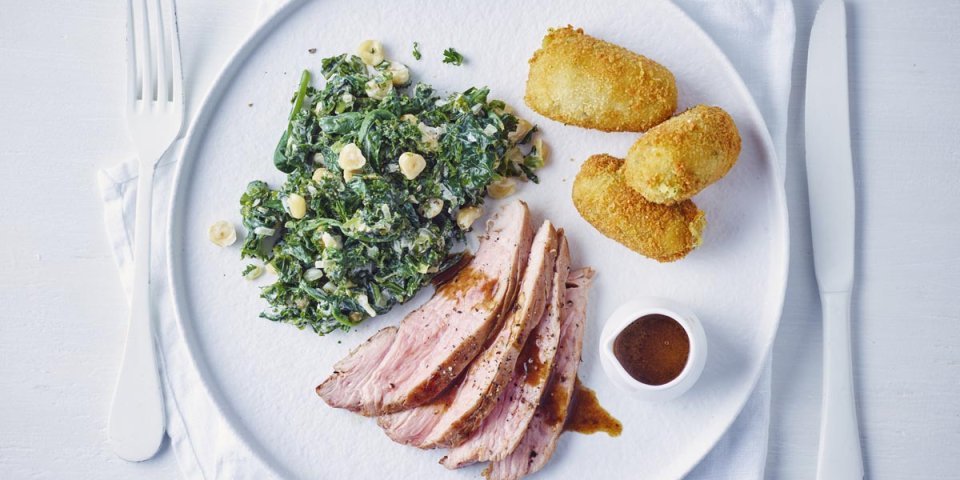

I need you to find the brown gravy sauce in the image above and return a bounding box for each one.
[613,314,689,386]
[435,264,495,301]
[563,378,622,437]
[539,374,569,429]
[431,252,474,287]
[517,333,550,387]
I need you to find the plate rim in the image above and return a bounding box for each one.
[164,1,790,477]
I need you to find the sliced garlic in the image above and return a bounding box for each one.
[487,177,516,199]
[321,232,342,249]
[417,122,442,151]
[494,102,515,115]
[338,143,366,171]
[357,39,385,66]
[387,61,410,86]
[456,206,483,230]
[304,268,324,282]
[534,137,549,163]
[286,193,307,219]
[208,220,237,247]
[420,198,443,219]
[312,167,332,183]
[365,78,393,100]
[508,118,533,143]
[343,169,359,181]
[504,146,524,165]
[244,264,264,281]
[356,293,377,317]
[398,152,427,180]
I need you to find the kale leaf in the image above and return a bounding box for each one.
[442,48,464,66]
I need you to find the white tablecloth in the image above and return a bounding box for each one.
[5,1,960,479]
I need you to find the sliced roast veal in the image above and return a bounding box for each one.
[483,268,594,480]
[328,325,398,391]
[379,221,559,448]
[317,201,534,416]
[441,231,571,469]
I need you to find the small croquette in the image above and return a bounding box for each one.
[525,26,677,133]
[572,154,705,262]
[624,105,741,204]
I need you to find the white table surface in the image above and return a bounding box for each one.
[1,1,957,478]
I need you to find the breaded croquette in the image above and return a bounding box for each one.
[624,105,741,204]
[525,26,677,132]
[573,154,706,262]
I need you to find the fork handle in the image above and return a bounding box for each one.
[816,290,864,479]
[108,161,166,461]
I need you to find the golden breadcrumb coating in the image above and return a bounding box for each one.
[572,154,706,262]
[624,105,741,204]
[524,26,678,132]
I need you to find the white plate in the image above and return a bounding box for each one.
[167,0,789,478]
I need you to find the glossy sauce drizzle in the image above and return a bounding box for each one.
[563,378,622,437]
[518,332,550,387]
[431,252,474,287]
[435,264,496,301]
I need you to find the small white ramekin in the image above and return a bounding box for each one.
[599,298,707,402]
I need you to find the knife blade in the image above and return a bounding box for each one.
[804,1,864,479]
[806,0,855,292]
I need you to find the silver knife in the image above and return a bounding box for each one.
[805,0,864,478]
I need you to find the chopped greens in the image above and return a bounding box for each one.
[412,41,422,60]
[240,51,543,335]
[442,48,464,66]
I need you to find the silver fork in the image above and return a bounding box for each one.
[108,0,183,462]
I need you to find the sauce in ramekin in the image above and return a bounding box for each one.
[612,314,690,386]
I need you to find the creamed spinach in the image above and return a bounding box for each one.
[240,52,543,334]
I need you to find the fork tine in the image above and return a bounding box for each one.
[148,0,168,103]
[134,0,153,102]
[165,0,184,109]
[125,0,138,108]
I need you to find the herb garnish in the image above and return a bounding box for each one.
[240,51,544,334]
[442,48,464,66]
[412,42,421,60]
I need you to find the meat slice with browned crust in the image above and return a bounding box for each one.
[316,201,533,416]
[326,325,398,393]
[379,221,558,448]
[483,268,594,480]
[441,231,571,469]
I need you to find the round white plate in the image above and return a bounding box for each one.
[167,0,789,478]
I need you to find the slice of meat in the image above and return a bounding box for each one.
[327,326,398,390]
[379,221,559,449]
[441,231,571,469]
[483,268,595,480]
[376,379,460,447]
[317,201,534,416]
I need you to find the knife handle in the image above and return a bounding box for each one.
[816,290,864,480]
